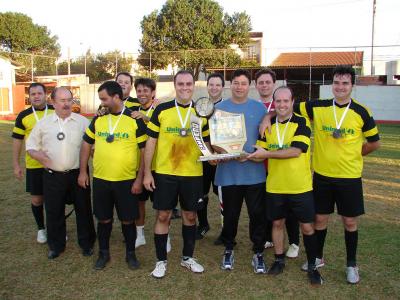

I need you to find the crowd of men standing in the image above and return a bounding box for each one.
[12,65,380,286]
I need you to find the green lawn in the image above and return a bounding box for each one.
[0,123,399,299]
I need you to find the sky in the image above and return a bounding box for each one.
[1,0,399,60]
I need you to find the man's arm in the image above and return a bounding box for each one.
[247,145,302,162]
[362,140,380,156]
[78,141,92,188]
[27,149,52,169]
[12,139,24,180]
[259,111,277,138]
[132,148,145,194]
[143,137,157,191]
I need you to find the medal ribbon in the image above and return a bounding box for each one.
[275,115,293,149]
[32,105,48,122]
[57,116,66,134]
[108,107,126,137]
[333,99,351,131]
[175,99,192,129]
[267,101,273,113]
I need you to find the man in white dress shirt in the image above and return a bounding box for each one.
[26,87,95,259]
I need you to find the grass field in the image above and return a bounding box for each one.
[0,122,399,299]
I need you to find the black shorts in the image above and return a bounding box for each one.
[152,173,203,211]
[203,162,218,196]
[93,178,139,221]
[313,172,364,217]
[26,168,44,196]
[266,191,315,223]
[137,188,153,202]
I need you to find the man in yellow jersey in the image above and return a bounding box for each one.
[255,68,301,258]
[131,77,156,248]
[260,66,381,284]
[116,72,140,109]
[144,70,210,279]
[78,81,147,270]
[26,87,95,259]
[249,86,323,285]
[12,82,54,244]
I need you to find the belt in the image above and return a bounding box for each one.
[45,168,78,174]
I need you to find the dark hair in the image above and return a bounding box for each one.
[173,70,195,84]
[28,82,46,95]
[50,87,73,100]
[332,65,355,84]
[98,81,123,100]
[272,86,294,101]
[134,77,156,91]
[116,72,133,85]
[255,68,276,83]
[231,69,251,84]
[207,73,225,87]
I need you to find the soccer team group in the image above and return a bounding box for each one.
[12,65,380,286]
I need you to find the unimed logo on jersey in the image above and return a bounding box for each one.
[321,125,355,136]
[268,144,289,150]
[165,127,191,134]
[97,131,130,139]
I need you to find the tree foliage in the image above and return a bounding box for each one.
[0,12,60,79]
[138,0,255,79]
[57,50,134,83]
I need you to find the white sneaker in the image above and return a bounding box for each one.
[346,266,360,284]
[301,257,325,271]
[151,261,167,278]
[264,241,274,249]
[166,235,171,253]
[37,229,47,244]
[286,243,300,258]
[181,257,204,273]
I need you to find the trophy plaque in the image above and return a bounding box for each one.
[190,104,247,161]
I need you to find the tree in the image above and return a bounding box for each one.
[57,50,134,83]
[138,0,255,79]
[0,12,60,79]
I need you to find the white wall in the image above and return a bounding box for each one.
[0,58,14,114]
[320,85,400,121]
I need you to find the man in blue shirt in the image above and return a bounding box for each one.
[214,69,268,274]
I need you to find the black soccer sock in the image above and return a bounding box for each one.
[274,253,285,262]
[121,223,136,253]
[303,233,318,270]
[97,222,112,251]
[315,228,327,259]
[286,215,300,245]
[31,204,45,230]
[182,224,196,258]
[154,233,168,261]
[345,230,358,267]
[197,196,209,228]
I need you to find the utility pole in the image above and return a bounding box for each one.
[370,0,376,75]
[67,47,71,75]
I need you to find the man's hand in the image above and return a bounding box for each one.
[13,164,23,180]
[247,145,269,161]
[131,111,150,122]
[259,115,272,138]
[35,151,52,169]
[143,172,156,192]
[131,178,143,194]
[78,171,90,189]
[96,106,109,116]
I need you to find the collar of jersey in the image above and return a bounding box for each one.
[332,98,353,108]
[175,100,193,108]
[31,105,47,111]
